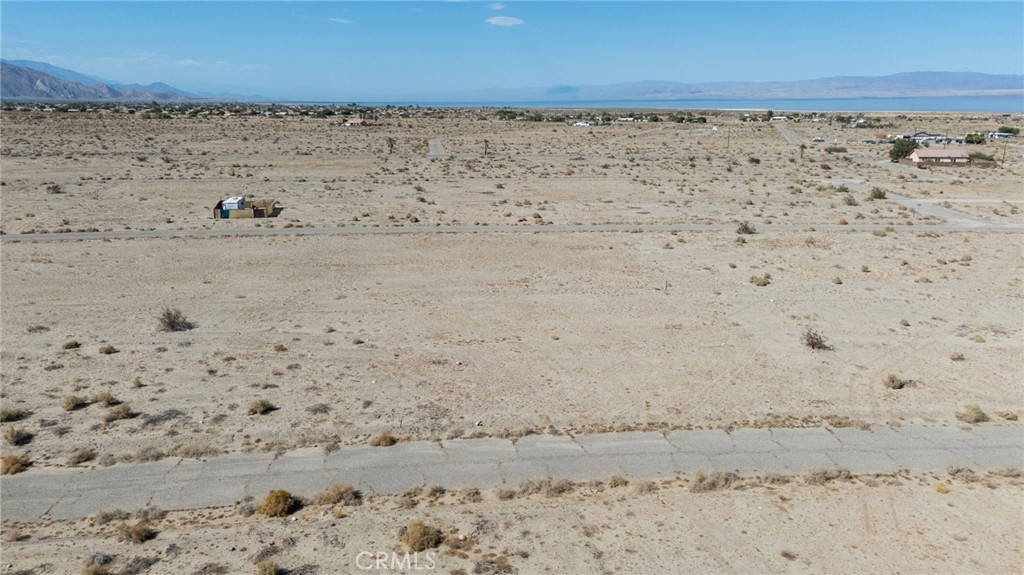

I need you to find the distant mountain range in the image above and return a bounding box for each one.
[1,59,1021,103]
[1,60,195,102]
[408,72,1024,103]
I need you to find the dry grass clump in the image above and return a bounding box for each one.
[1,454,31,475]
[94,509,131,525]
[633,480,658,494]
[804,467,852,485]
[118,520,156,543]
[158,307,195,332]
[957,404,989,424]
[690,471,740,492]
[749,273,772,287]
[0,406,30,422]
[736,221,757,235]
[62,339,82,350]
[92,390,119,406]
[258,489,301,517]
[949,352,965,361]
[63,395,90,411]
[517,478,575,497]
[248,399,276,415]
[947,466,979,482]
[254,561,280,575]
[103,404,133,423]
[401,520,442,552]
[370,431,397,447]
[3,426,33,446]
[884,374,908,390]
[82,562,113,575]
[495,487,517,500]
[68,447,97,465]
[98,344,118,355]
[472,556,516,574]
[802,328,831,350]
[606,475,629,488]
[310,482,362,506]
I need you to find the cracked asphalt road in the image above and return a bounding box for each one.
[2,425,1020,521]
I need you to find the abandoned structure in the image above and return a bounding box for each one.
[213,196,279,219]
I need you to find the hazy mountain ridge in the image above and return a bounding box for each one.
[1,60,1020,103]
[416,72,1024,103]
[1,61,194,102]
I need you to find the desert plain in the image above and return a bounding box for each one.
[0,105,1022,574]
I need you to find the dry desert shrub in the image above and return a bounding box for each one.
[158,308,195,332]
[401,520,442,552]
[118,520,156,543]
[259,490,301,517]
[134,446,165,462]
[804,467,852,485]
[92,391,118,406]
[634,480,658,494]
[62,340,82,350]
[802,328,831,350]
[370,431,397,447]
[310,482,362,506]
[94,509,131,525]
[0,407,29,422]
[472,556,515,574]
[254,561,280,575]
[606,475,629,488]
[884,374,907,390]
[68,447,97,465]
[249,399,276,415]
[957,404,989,424]
[749,273,772,287]
[1,454,31,475]
[82,563,113,575]
[103,404,133,423]
[516,478,574,497]
[63,395,89,411]
[949,352,965,361]
[690,471,739,492]
[3,426,33,446]
[98,344,118,355]
[495,487,517,500]
[947,466,978,482]
[736,221,757,235]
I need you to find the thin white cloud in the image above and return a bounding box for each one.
[174,59,202,67]
[486,16,523,27]
[490,3,505,10]
[328,17,352,24]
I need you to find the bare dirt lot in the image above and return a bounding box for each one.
[2,107,1022,573]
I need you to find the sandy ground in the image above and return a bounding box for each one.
[2,471,1022,575]
[2,107,1022,572]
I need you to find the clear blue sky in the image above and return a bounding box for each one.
[2,1,1022,100]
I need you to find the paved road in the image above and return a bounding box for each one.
[427,138,448,158]
[2,425,1020,522]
